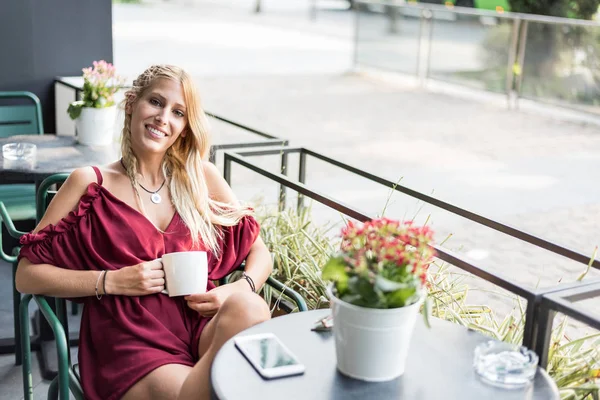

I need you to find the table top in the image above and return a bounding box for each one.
[0,135,119,183]
[211,310,560,400]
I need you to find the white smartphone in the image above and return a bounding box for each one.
[234,332,305,379]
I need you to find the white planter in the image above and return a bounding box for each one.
[327,285,422,382]
[75,106,117,146]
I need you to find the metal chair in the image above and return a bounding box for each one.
[15,173,308,400]
[0,173,65,368]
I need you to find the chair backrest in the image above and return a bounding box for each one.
[37,173,70,222]
[0,91,44,137]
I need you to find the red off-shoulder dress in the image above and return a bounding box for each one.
[18,167,260,400]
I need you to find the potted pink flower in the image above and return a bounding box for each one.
[67,60,125,146]
[322,218,435,381]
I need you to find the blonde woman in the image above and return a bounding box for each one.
[16,65,273,400]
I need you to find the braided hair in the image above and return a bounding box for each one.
[120,65,253,253]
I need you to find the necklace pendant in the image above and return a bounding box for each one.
[151,193,162,204]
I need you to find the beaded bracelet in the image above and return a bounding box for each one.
[95,270,106,300]
[241,272,256,293]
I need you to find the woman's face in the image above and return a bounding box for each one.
[128,78,188,156]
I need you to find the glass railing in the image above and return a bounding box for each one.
[428,13,515,93]
[519,21,600,114]
[354,0,600,115]
[354,3,423,75]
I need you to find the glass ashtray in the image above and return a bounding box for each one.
[2,143,37,169]
[474,340,538,389]
[2,142,36,161]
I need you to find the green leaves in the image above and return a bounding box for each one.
[257,203,337,311]
[322,256,348,293]
[67,101,84,120]
[345,275,380,307]
[322,262,425,310]
[385,287,416,308]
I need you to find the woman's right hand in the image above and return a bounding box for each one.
[105,259,165,296]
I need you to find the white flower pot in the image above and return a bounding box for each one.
[327,285,423,382]
[75,106,117,146]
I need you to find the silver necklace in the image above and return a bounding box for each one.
[138,180,166,204]
[121,159,166,204]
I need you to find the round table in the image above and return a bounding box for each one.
[0,135,119,183]
[211,310,560,400]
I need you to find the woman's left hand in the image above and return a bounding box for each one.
[185,280,251,317]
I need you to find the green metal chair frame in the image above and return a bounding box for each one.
[0,202,28,366]
[0,91,44,223]
[0,91,44,137]
[13,173,308,400]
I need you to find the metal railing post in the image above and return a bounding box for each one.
[418,8,434,83]
[352,1,361,69]
[310,0,317,21]
[387,1,399,34]
[506,18,521,109]
[514,20,529,110]
[297,150,307,213]
[415,10,424,79]
[534,303,556,369]
[522,295,539,350]
[279,152,288,211]
[223,154,232,186]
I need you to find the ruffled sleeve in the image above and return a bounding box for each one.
[18,183,101,268]
[208,215,260,280]
[19,232,56,266]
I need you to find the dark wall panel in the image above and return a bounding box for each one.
[0,0,113,133]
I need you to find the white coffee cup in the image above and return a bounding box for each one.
[160,251,208,297]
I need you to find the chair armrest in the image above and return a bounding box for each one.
[0,201,27,263]
[33,295,71,399]
[217,262,246,286]
[265,276,308,312]
[221,262,308,312]
[33,296,69,352]
[0,201,27,238]
[36,174,69,222]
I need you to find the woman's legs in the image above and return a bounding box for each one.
[120,292,270,400]
[121,364,193,400]
[178,291,271,400]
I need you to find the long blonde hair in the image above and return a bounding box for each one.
[121,65,253,254]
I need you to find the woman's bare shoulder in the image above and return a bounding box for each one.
[32,166,98,233]
[65,166,99,191]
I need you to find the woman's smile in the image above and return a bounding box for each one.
[146,124,167,139]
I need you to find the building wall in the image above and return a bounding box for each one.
[0,0,113,133]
